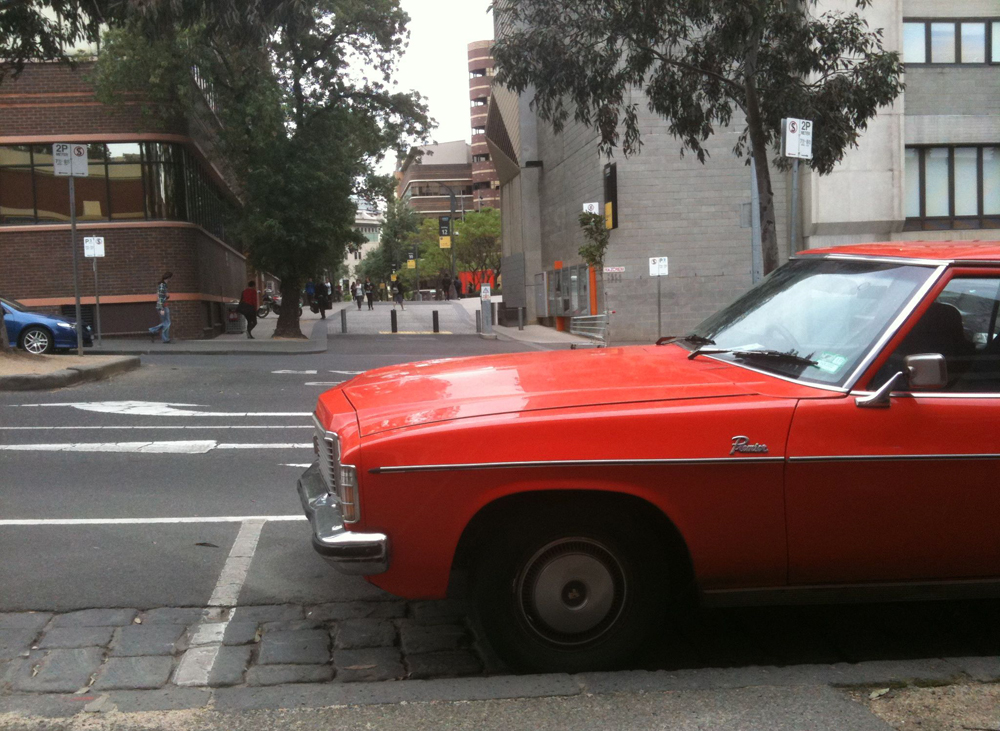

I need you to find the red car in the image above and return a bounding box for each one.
[299,242,1000,672]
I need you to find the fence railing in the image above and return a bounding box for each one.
[569,311,612,348]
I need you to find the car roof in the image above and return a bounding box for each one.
[798,241,1000,265]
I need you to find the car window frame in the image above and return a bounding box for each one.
[855,266,1000,398]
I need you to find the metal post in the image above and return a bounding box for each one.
[449,192,457,281]
[340,307,347,334]
[491,302,496,326]
[482,299,494,336]
[475,310,482,333]
[518,307,525,331]
[69,176,83,355]
[432,310,439,333]
[390,308,398,333]
[414,244,421,301]
[92,258,102,345]
[750,156,764,284]
[656,276,662,340]
[790,158,801,254]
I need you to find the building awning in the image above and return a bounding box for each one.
[485,98,519,185]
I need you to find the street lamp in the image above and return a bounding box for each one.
[438,183,460,282]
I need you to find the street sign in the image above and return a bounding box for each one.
[438,215,451,237]
[390,273,397,282]
[406,260,415,269]
[53,143,89,176]
[83,236,105,258]
[603,266,625,273]
[582,202,600,215]
[408,252,415,260]
[781,118,813,160]
[481,284,491,300]
[648,257,669,277]
[439,235,452,249]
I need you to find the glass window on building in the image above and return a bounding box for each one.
[924,147,950,217]
[993,22,1000,62]
[76,144,108,222]
[906,146,1000,230]
[930,23,956,63]
[960,23,987,63]
[903,22,926,64]
[0,145,35,224]
[904,147,920,218]
[954,147,979,217]
[985,147,1000,217]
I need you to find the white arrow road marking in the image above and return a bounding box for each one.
[0,442,311,454]
[0,515,306,526]
[13,401,310,417]
[271,370,318,374]
[329,370,363,375]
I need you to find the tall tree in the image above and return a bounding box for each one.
[492,0,904,275]
[454,208,501,290]
[94,0,430,337]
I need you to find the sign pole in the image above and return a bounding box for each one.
[69,175,83,356]
[92,258,102,345]
[414,245,421,302]
[790,158,801,254]
[657,276,662,340]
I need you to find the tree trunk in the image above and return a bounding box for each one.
[274,283,305,339]
[744,54,780,275]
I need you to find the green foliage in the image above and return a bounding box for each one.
[493,0,904,273]
[578,212,611,269]
[93,0,430,336]
[454,208,502,288]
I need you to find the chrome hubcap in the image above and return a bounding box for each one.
[517,538,626,645]
[23,330,48,354]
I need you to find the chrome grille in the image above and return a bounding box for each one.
[313,415,339,494]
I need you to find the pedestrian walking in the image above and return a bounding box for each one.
[441,275,451,301]
[353,281,364,310]
[364,278,375,310]
[238,280,258,338]
[148,272,173,343]
[315,280,330,319]
[393,279,406,310]
[305,280,316,307]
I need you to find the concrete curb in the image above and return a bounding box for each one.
[85,320,329,356]
[0,656,982,718]
[0,356,140,392]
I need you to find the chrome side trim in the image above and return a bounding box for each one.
[690,354,849,393]
[702,578,1000,607]
[852,390,1000,400]
[842,264,949,391]
[369,456,785,474]
[789,453,1000,463]
[791,253,950,267]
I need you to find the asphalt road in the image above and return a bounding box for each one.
[1,332,999,717]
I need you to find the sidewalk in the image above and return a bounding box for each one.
[452,296,600,348]
[88,307,337,356]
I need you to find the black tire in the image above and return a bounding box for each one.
[20,326,53,355]
[471,504,668,673]
[257,306,269,318]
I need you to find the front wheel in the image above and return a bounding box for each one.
[20,326,53,355]
[471,507,667,673]
[257,305,269,318]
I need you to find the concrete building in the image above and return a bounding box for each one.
[342,201,383,285]
[490,0,1000,343]
[468,40,501,211]
[0,62,248,340]
[396,140,474,219]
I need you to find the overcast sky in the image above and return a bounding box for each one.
[395,0,495,146]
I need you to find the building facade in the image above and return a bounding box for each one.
[396,140,474,219]
[0,62,247,340]
[468,40,501,211]
[491,0,1000,343]
[342,202,383,286]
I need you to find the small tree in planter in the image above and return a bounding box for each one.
[578,211,611,312]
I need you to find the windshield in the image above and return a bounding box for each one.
[688,258,936,387]
[0,297,25,312]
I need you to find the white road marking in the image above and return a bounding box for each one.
[175,519,267,687]
[280,463,313,468]
[304,382,344,386]
[13,401,309,417]
[272,370,318,374]
[0,441,311,454]
[0,425,311,431]
[0,516,306,526]
[329,370,363,375]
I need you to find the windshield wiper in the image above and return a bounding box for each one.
[656,333,715,347]
[688,347,818,367]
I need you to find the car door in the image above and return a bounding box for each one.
[2,304,23,344]
[785,272,1000,585]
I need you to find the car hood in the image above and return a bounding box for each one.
[339,345,762,436]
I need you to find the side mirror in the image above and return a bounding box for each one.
[905,353,948,390]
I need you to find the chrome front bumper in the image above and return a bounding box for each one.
[297,463,389,575]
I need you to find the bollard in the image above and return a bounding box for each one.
[390,309,398,333]
[340,307,347,334]
[491,302,497,326]
[475,310,482,333]
[432,310,440,333]
[518,307,525,331]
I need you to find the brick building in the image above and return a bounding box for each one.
[490,0,1000,342]
[468,40,500,211]
[0,62,248,340]
[396,140,473,219]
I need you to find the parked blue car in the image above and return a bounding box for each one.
[1,297,93,354]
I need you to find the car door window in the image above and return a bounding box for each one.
[871,277,1000,392]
